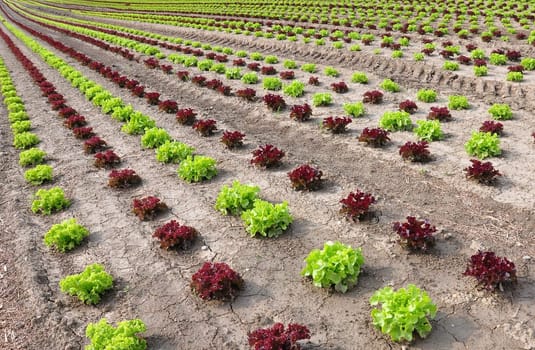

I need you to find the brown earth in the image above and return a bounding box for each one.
[1,4,535,350]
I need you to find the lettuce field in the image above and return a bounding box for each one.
[1,0,534,349]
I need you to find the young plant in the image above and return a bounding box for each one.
[85,318,147,350]
[132,196,168,221]
[321,117,352,133]
[261,66,277,75]
[363,90,383,104]
[176,108,197,125]
[225,68,242,79]
[464,159,501,185]
[398,100,418,114]
[414,120,444,141]
[289,103,312,122]
[358,128,391,147]
[283,81,305,97]
[351,72,368,84]
[479,121,503,136]
[399,141,431,162]
[465,132,501,159]
[262,77,282,91]
[241,72,259,84]
[283,60,297,69]
[343,102,365,118]
[236,88,257,101]
[331,81,349,93]
[288,164,323,191]
[463,251,517,291]
[448,95,469,110]
[379,79,400,92]
[301,63,316,73]
[11,120,31,134]
[19,148,46,167]
[312,93,332,107]
[192,119,217,136]
[191,262,244,301]
[370,284,437,342]
[153,220,197,250]
[488,103,513,120]
[379,111,412,131]
[141,128,171,149]
[59,263,113,304]
[506,71,524,82]
[145,92,160,105]
[220,130,245,149]
[83,136,107,154]
[44,218,89,252]
[427,107,452,121]
[13,132,40,149]
[393,216,436,251]
[301,241,364,293]
[31,187,70,215]
[155,141,194,163]
[263,94,286,111]
[443,61,460,71]
[416,89,437,103]
[241,200,293,238]
[248,323,310,350]
[323,66,339,77]
[251,144,285,168]
[64,115,87,129]
[94,150,121,168]
[158,100,178,114]
[73,127,94,139]
[339,190,375,221]
[215,180,260,215]
[177,156,218,183]
[474,65,488,76]
[108,169,141,188]
[24,164,53,185]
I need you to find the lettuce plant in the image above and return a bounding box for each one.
[465,132,501,159]
[158,100,178,114]
[44,218,89,252]
[261,66,277,75]
[263,77,282,91]
[153,220,197,250]
[351,72,368,84]
[323,66,339,77]
[141,128,171,149]
[506,71,523,82]
[191,262,244,301]
[479,121,503,136]
[399,141,431,162]
[10,120,31,134]
[121,112,156,134]
[463,251,516,291]
[176,108,197,125]
[73,127,95,139]
[132,196,168,221]
[155,141,194,163]
[241,72,258,84]
[59,263,113,304]
[474,66,488,76]
[379,79,400,92]
[448,95,469,110]
[301,63,316,73]
[221,130,245,149]
[414,120,443,141]
[64,115,87,128]
[427,107,452,121]
[416,89,437,103]
[312,93,332,107]
[280,71,295,80]
[464,159,501,185]
[283,60,297,69]
[288,164,323,191]
[251,144,285,168]
[443,61,460,71]
[398,100,418,114]
[488,103,513,120]
[19,148,46,166]
[289,104,312,121]
[370,284,437,342]
[85,318,146,350]
[236,88,257,101]
[331,81,349,93]
[13,132,40,149]
[108,169,141,188]
[192,119,217,136]
[308,76,320,86]
[263,94,286,111]
[322,117,352,133]
[339,190,375,221]
[358,128,390,147]
[31,187,70,215]
[301,241,364,293]
[225,67,242,79]
[94,150,121,168]
[241,200,293,238]
[363,90,383,104]
[177,156,217,182]
[343,102,365,117]
[215,180,260,215]
[393,216,436,251]
[283,81,305,97]
[248,323,310,350]
[83,136,107,154]
[379,111,412,131]
[24,164,53,185]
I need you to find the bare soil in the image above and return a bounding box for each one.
[1,5,535,350]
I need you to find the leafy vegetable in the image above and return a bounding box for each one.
[155,141,194,163]
[351,72,368,84]
[262,77,282,91]
[263,94,286,111]
[312,92,333,107]
[393,216,436,251]
[464,159,501,185]
[427,107,452,121]
[379,79,400,92]
[251,144,285,168]
[31,187,70,215]
[177,156,218,183]
[362,90,383,104]
[448,95,469,110]
[132,196,168,221]
[241,200,293,238]
[24,164,53,185]
[398,100,418,114]
[19,148,46,167]
[464,131,501,159]
[370,284,437,342]
[488,103,513,120]
[94,150,121,168]
[416,89,437,103]
[192,119,217,136]
[248,323,310,350]
[288,164,323,191]
[358,128,390,147]
[215,180,260,215]
[191,262,244,301]
[378,111,412,131]
[121,112,156,134]
[289,103,312,121]
[479,120,503,136]
[85,318,147,350]
[13,132,40,149]
[321,116,352,133]
[59,263,113,304]
[141,128,171,149]
[44,218,89,252]
[414,120,443,141]
[339,190,375,221]
[331,81,349,93]
[343,102,365,117]
[464,251,517,291]
[108,169,141,188]
[399,141,431,162]
[301,241,364,293]
[220,130,245,149]
[283,80,305,97]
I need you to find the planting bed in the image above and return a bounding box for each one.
[0,0,535,349]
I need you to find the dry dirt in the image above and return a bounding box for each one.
[1,4,535,350]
